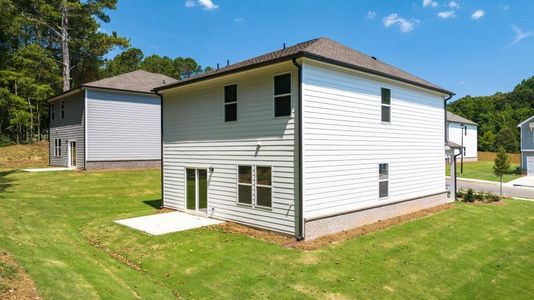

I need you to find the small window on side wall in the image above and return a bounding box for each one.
[224,84,237,122]
[381,88,391,123]
[238,166,252,204]
[60,100,65,119]
[379,163,389,198]
[274,74,291,117]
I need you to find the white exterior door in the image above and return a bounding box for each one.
[528,156,534,176]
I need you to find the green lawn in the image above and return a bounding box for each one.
[446,160,522,182]
[0,168,533,299]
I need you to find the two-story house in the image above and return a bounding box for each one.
[518,115,534,176]
[447,111,478,161]
[48,70,177,169]
[155,38,454,240]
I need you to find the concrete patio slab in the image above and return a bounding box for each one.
[115,211,224,235]
[22,167,74,172]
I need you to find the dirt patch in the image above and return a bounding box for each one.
[86,238,144,272]
[215,222,294,245]
[214,204,453,250]
[293,203,454,250]
[0,142,48,169]
[0,251,41,300]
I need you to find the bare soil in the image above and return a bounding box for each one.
[0,142,48,169]
[215,203,454,250]
[0,251,41,300]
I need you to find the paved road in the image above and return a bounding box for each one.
[446,178,534,199]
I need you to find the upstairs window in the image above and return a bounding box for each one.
[381,88,391,123]
[60,100,65,119]
[274,74,291,117]
[379,163,389,198]
[224,84,237,122]
[51,104,55,121]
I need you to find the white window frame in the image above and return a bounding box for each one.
[236,165,273,209]
[273,72,292,118]
[237,165,253,206]
[60,100,65,119]
[381,87,391,123]
[379,163,389,199]
[53,138,62,157]
[224,83,238,122]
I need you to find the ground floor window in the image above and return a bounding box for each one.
[54,138,62,157]
[237,165,272,208]
[379,163,389,198]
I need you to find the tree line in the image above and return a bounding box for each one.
[0,0,208,146]
[447,76,534,153]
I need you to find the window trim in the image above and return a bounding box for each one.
[379,163,389,199]
[273,72,292,118]
[380,87,391,123]
[60,100,65,119]
[224,83,238,122]
[236,165,253,206]
[254,165,272,209]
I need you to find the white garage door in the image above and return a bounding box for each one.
[528,156,534,176]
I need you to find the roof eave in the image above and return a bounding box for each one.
[46,88,83,103]
[82,85,157,95]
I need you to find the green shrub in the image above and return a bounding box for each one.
[464,188,475,202]
[0,135,12,147]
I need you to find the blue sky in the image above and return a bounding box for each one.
[101,0,534,100]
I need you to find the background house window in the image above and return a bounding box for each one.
[54,139,62,157]
[274,74,291,117]
[379,163,389,198]
[224,84,237,122]
[238,166,252,204]
[381,88,391,123]
[255,166,272,208]
[60,101,65,119]
[51,104,55,120]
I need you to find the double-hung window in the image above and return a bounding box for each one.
[60,100,65,119]
[54,139,62,157]
[51,103,55,121]
[274,74,291,117]
[381,88,391,123]
[237,165,272,208]
[379,163,389,198]
[224,84,237,122]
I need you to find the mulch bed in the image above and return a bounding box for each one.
[215,203,454,250]
[0,251,41,300]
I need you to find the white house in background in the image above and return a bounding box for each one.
[446,112,478,161]
[48,70,177,170]
[518,115,534,176]
[155,37,454,240]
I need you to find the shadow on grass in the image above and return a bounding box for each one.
[143,199,162,209]
[0,170,16,194]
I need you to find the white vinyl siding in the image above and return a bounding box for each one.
[301,59,446,219]
[448,123,477,159]
[85,89,161,161]
[162,62,297,235]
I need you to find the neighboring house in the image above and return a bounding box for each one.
[48,70,177,170]
[155,37,454,240]
[446,111,478,161]
[518,115,534,176]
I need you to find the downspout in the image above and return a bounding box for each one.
[156,91,164,209]
[292,58,304,240]
[453,150,462,200]
[444,94,453,143]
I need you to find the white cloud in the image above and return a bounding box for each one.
[184,0,195,8]
[185,0,219,10]
[423,0,439,7]
[471,9,485,20]
[438,10,456,19]
[367,11,377,19]
[503,5,509,11]
[509,25,534,46]
[448,1,459,9]
[459,80,466,85]
[233,17,246,23]
[383,14,420,33]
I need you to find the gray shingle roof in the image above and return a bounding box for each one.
[83,70,178,93]
[447,111,477,125]
[155,37,452,95]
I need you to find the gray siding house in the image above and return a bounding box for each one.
[156,38,454,240]
[518,115,534,176]
[48,70,177,170]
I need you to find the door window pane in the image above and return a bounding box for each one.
[198,169,207,209]
[186,169,196,210]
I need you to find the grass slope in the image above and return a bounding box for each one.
[446,161,522,182]
[0,169,533,299]
[0,142,48,168]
